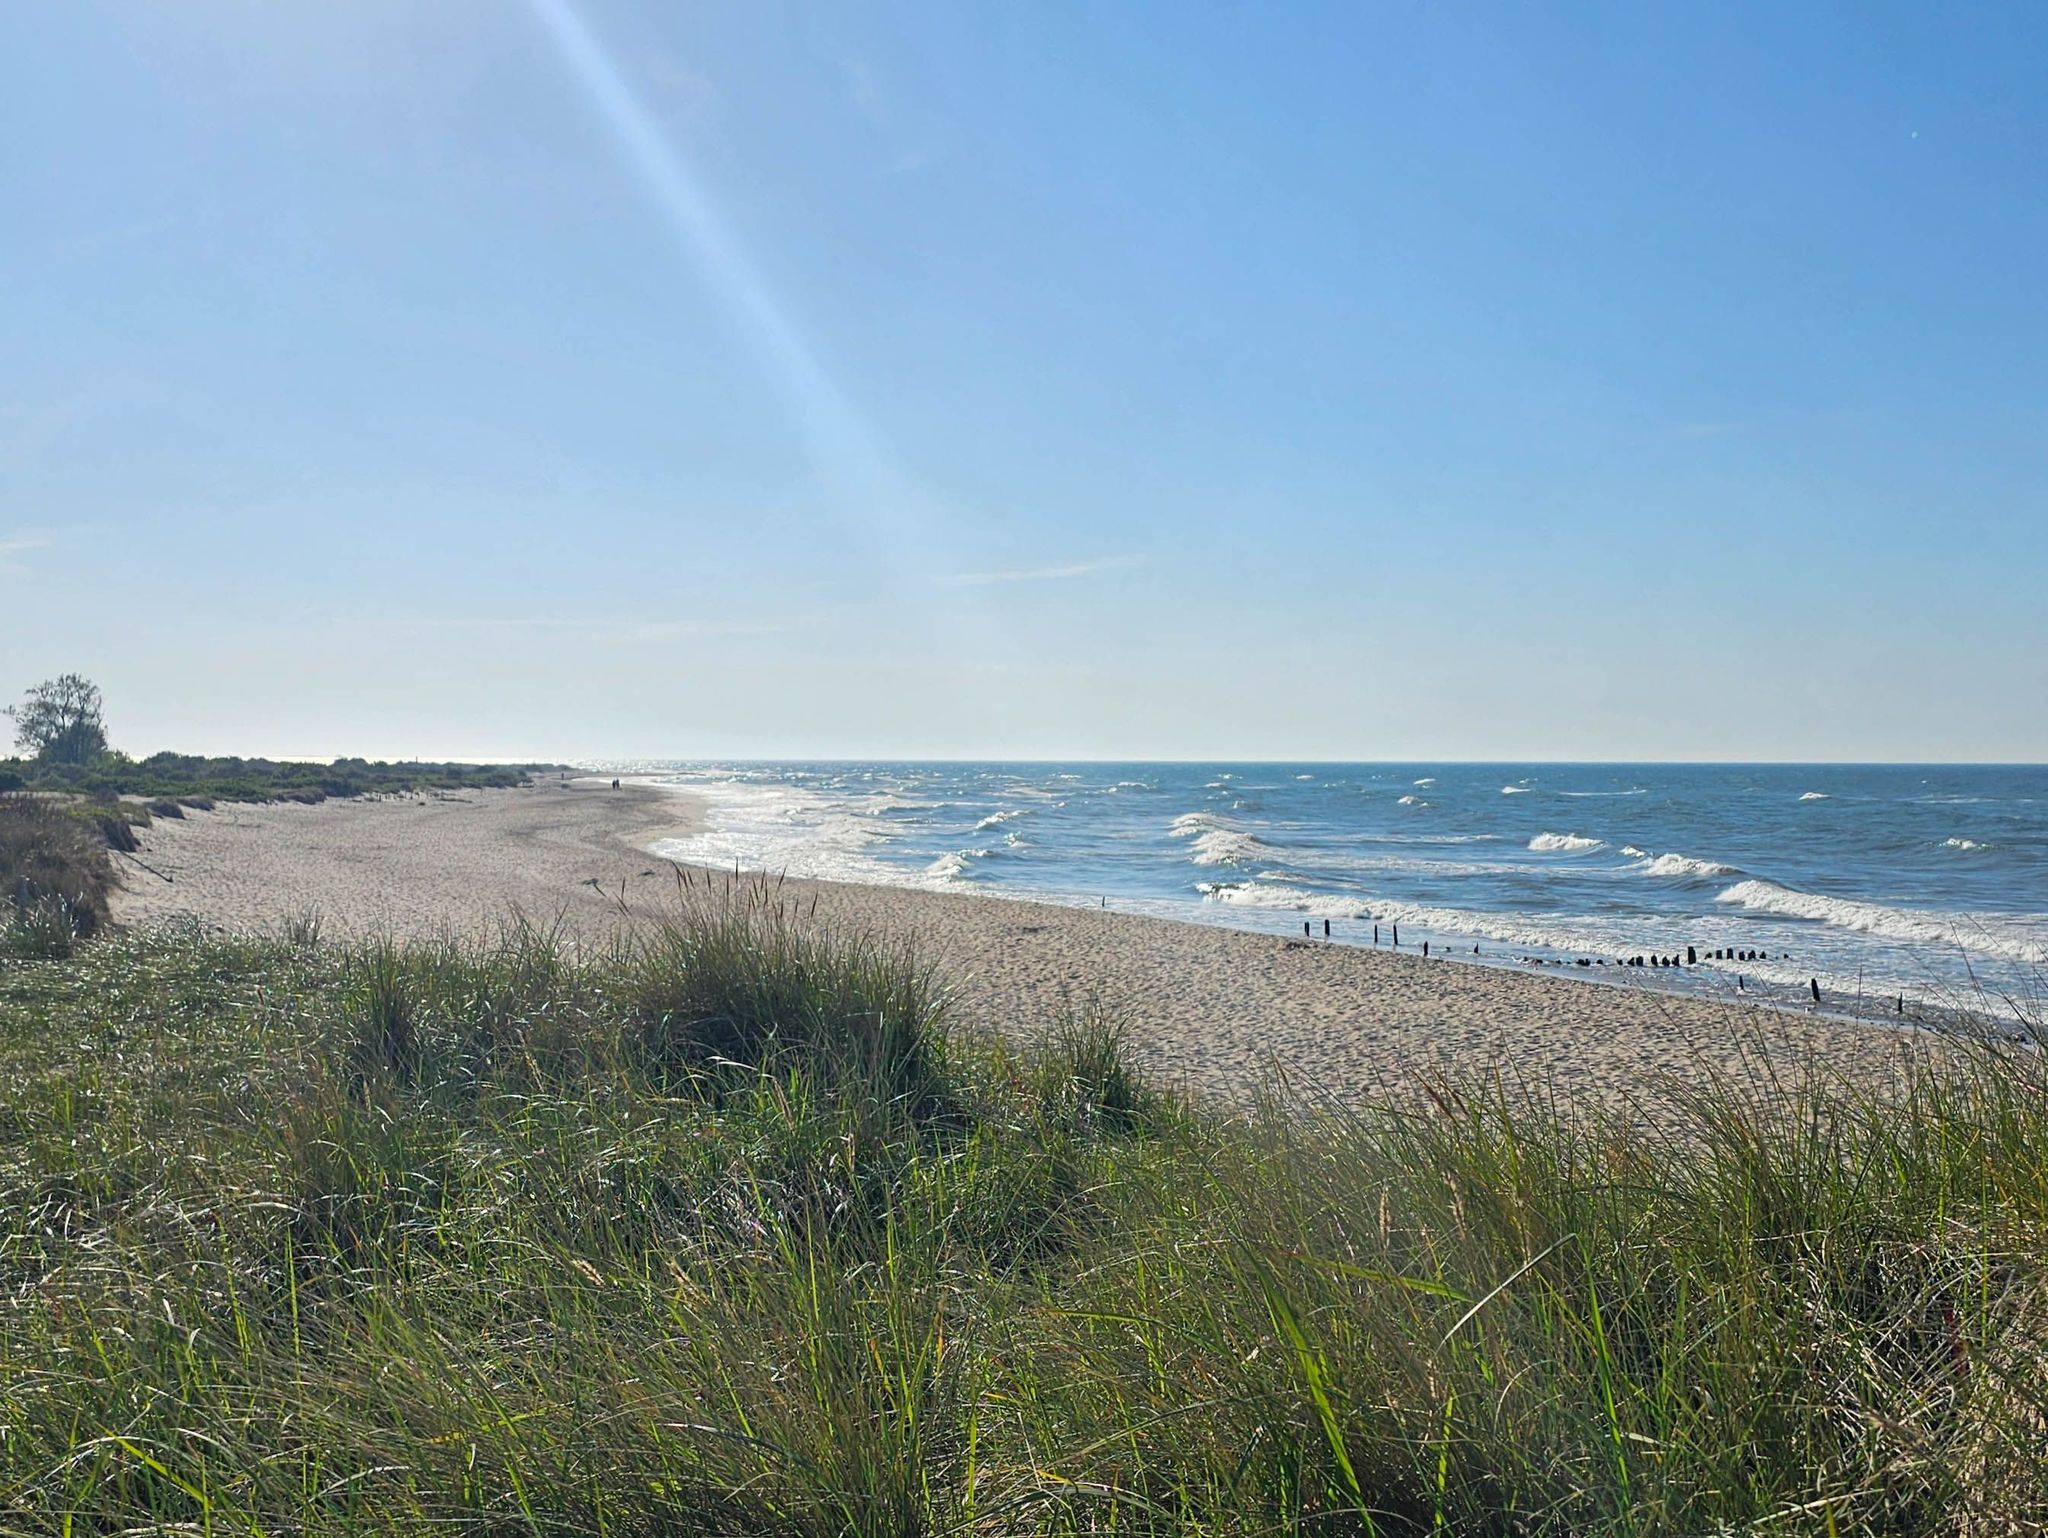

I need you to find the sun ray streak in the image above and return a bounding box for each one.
[522,0,950,591]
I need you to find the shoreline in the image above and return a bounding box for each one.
[111,777,1942,1109]
[628,776,1982,1040]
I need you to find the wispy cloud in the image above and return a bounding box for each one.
[406,614,789,646]
[939,555,1147,588]
[0,534,51,575]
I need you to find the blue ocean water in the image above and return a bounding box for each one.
[619,762,2048,1019]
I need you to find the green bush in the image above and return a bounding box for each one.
[0,752,555,807]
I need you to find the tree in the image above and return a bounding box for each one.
[7,674,108,765]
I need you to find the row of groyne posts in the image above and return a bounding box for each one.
[1299,916,1905,1014]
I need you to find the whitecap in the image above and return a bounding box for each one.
[1634,852,1740,879]
[1412,777,1437,787]
[1529,832,1604,853]
[1943,837,1988,852]
[1501,785,1532,795]
[1799,791,1830,802]
[973,808,1029,831]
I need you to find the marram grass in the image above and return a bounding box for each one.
[2,893,2046,1534]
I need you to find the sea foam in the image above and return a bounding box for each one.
[1529,832,1603,853]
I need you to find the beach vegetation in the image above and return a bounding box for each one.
[0,748,553,806]
[0,791,116,956]
[3,895,2046,1531]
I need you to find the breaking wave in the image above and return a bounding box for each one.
[1529,832,1604,853]
[1634,852,1741,879]
[926,848,991,882]
[1170,811,1269,867]
[1943,837,1988,852]
[1713,879,2048,965]
[1198,881,1368,920]
[1799,791,1830,802]
[1501,784,1532,795]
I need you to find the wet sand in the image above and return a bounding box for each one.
[112,779,1936,1109]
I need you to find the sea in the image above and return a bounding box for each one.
[601,762,2048,1025]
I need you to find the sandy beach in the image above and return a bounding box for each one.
[111,778,1935,1109]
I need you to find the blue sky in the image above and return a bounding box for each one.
[4,1,2044,761]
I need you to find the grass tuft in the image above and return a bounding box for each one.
[626,879,960,1126]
